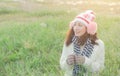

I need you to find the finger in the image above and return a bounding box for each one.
[69,60,75,64]
[75,55,82,60]
[68,58,75,62]
[68,55,75,59]
[67,59,74,65]
[69,55,75,57]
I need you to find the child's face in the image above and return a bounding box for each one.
[73,21,86,37]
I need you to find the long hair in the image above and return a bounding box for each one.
[65,28,98,46]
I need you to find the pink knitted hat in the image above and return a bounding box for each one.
[69,10,97,35]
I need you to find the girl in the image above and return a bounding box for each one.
[60,10,105,76]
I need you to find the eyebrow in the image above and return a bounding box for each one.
[79,23,84,26]
[75,22,84,26]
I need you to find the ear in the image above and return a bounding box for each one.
[87,22,97,35]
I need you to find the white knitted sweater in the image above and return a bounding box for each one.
[60,39,105,76]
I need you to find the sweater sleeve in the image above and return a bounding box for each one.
[83,39,105,72]
[60,43,73,71]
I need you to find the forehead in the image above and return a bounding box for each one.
[75,21,84,26]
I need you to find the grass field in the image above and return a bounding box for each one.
[0,0,120,76]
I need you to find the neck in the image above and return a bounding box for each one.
[78,32,89,46]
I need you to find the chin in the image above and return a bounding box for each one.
[75,34,81,37]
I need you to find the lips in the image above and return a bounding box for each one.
[75,31,81,34]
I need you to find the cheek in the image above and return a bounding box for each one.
[81,27,86,33]
[83,28,86,32]
[73,26,78,31]
[73,27,76,32]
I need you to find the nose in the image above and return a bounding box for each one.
[74,25,79,30]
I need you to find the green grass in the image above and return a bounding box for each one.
[0,0,120,76]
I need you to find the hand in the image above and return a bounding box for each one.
[75,55,85,65]
[66,54,75,65]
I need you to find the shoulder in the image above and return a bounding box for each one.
[62,42,74,52]
[63,42,74,48]
[95,39,104,47]
[61,42,74,56]
[92,39,105,52]
[91,39,105,58]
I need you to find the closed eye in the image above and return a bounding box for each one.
[78,24,83,27]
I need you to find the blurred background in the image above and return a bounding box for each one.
[0,0,120,76]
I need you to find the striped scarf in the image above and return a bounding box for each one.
[72,36,94,76]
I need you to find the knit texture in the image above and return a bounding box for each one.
[72,36,94,76]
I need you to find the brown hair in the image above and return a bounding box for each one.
[65,28,98,46]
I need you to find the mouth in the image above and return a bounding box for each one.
[75,31,80,34]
